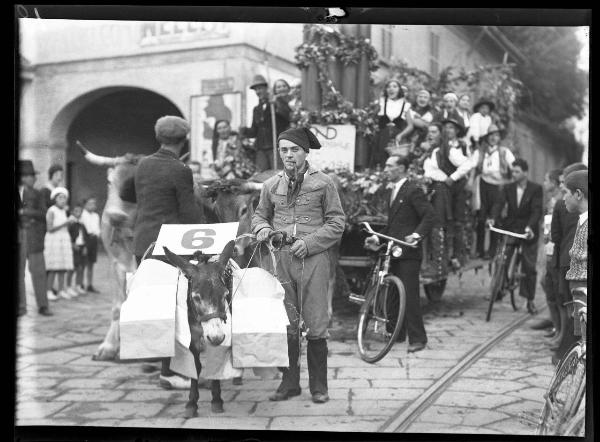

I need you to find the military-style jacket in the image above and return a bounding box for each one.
[251,165,345,256]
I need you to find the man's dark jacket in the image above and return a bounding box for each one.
[244,97,291,151]
[383,180,436,261]
[126,148,205,257]
[492,180,543,241]
[550,198,579,269]
[19,186,47,254]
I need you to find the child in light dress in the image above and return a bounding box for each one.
[44,187,76,300]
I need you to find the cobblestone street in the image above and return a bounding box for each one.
[16,252,558,434]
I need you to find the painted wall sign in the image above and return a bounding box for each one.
[140,22,230,46]
[201,78,235,95]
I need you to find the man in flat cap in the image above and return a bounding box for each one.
[251,127,345,404]
[128,115,206,389]
[18,160,52,316]
[241,74,292,172]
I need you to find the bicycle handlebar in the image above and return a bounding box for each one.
[360,222,418,248]
[488,226,529,239]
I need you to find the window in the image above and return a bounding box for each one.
[429,31,440,77]
[381,25,393,60]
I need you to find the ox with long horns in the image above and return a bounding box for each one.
[77,141,262,361]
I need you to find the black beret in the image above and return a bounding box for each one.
[277,127,321,152]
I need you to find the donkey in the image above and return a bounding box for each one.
[163,240,235,417]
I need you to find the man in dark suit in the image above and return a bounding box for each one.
[241,75,291,172]
[490,158,543,315]
[130,116,205,264]
[366,155,436,352]
[129,115,205,389]
[18,160,52,316]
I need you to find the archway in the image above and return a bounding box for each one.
[53,87,184,213]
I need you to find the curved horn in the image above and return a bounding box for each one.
[76,140,118,167]
[240,182,264,192]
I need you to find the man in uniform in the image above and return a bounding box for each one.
[251,127,345,404]
[241,75,292,172]
[126,115,206,389]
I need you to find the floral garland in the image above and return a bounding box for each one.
[325,167,391,223]
[292,24,380,139]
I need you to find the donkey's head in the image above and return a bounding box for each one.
[163,240,236,347]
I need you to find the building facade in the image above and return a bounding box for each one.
[19,20,565,209]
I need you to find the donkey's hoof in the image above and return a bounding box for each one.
[184,407,198,419]
[211,402,224,414]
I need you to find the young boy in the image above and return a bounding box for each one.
[563,170,588,338]
[68,204,88,295]
[81,197,101,293]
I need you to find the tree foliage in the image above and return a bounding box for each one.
[501,26,588,123]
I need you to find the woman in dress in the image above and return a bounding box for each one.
[44,187,76,300]
[211,120,256,179]
[370,80,412,168]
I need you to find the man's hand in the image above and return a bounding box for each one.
[364,234,380,251]
[290,239,308,259]
[486,219,495,228]
[404,233,421,244]
[256,228,274,243]
[524,226,534,240]
[444,177,454,187]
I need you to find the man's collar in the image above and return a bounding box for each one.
[487,145,498,154]
[157,147,180,159]
[579,211,588,225]
[517,179,528,189]
[394,177,408,188]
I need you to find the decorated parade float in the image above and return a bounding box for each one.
[291,24,524,302]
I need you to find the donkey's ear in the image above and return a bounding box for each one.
[218,240,236,267]
[163,247,195,277]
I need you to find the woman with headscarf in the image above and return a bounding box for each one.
[211,120,256,179]
[435,92,462,123]
[406,89,434,147]
[370,79,412,169]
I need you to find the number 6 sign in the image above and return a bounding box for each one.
[152,222,240,256]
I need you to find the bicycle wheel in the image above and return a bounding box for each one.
[357,275,406,363]
[538,343,586,435]
[487,252,505,322]
[506,248,521,311]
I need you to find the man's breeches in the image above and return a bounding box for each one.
[274,249,331,339]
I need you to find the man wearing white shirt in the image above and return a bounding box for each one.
[466,99,494,146]
[81,197,101,293]
[473,125,516,259]
[436,118,473,268]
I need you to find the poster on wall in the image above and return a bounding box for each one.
[307,124,356,171]
[190,92,242,169]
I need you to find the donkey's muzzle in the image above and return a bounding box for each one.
[203,318,226,346]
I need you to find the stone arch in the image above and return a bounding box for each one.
[49,86,184,212]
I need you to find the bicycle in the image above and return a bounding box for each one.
[350,222,417,363]
[486,225,528,322]
[538,287,587,436]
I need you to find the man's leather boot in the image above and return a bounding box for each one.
[307,338,329,403]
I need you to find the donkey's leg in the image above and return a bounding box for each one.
[184,346,201,419]
[210,380,224,413]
